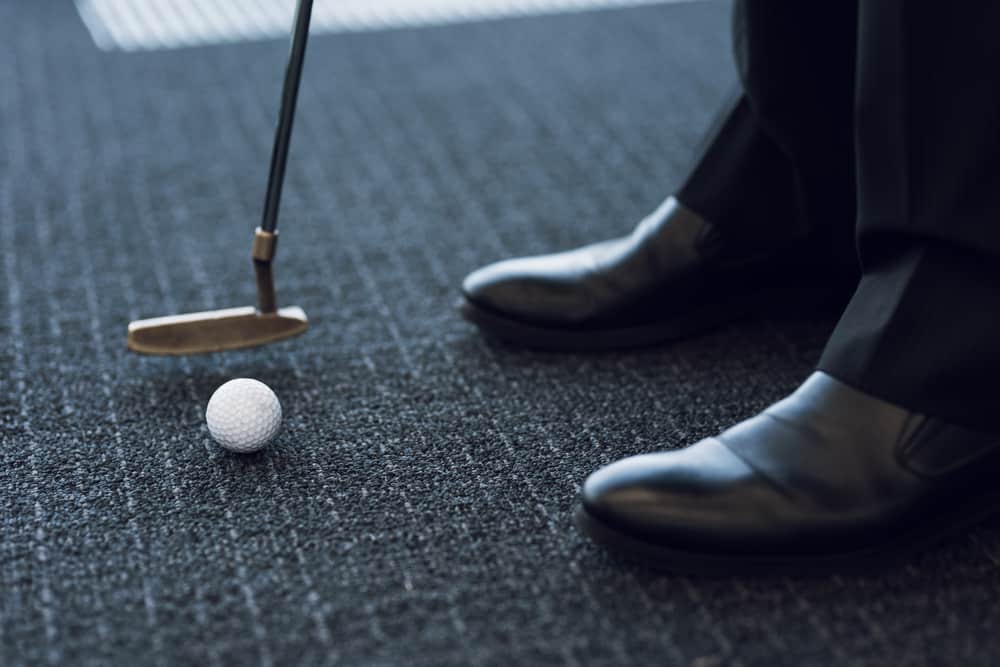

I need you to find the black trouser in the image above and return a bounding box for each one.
[676,1,1000,433]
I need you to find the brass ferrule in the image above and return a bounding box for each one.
[252,228,278,261]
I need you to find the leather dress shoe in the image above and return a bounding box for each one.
[577,372,1000,574]
[460,197,811,351]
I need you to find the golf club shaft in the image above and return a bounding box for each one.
[260,0,314,233]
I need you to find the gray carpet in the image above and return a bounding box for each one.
[3,1,1000,665]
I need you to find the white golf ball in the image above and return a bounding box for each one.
[205,378,282,453]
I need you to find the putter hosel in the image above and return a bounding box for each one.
[252,227,279,313]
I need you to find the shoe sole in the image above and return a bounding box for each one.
[574,496,1000,576]
[458,278,855,352]
[458,296,753,352]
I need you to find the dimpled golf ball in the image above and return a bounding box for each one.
[205,378,282,453]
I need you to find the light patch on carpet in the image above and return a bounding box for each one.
[75,0,703,51]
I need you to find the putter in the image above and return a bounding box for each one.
[128,0,315,355]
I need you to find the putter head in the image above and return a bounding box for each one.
[127,306,307,355]
[128,228,307,355]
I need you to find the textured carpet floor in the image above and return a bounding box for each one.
[3,1,1000,665]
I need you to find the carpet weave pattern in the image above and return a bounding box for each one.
[3,1,1000,665]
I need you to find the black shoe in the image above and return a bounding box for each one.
[576,372,1000,574]
[460,197,813,351]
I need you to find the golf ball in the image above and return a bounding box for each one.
[205,378,282,453]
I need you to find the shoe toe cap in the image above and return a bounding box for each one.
[461,255,593,322]
[581,440,764,547]
[460,260,514,304]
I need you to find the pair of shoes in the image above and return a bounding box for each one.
[460,197,815,352]
[459,200,1000,573]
